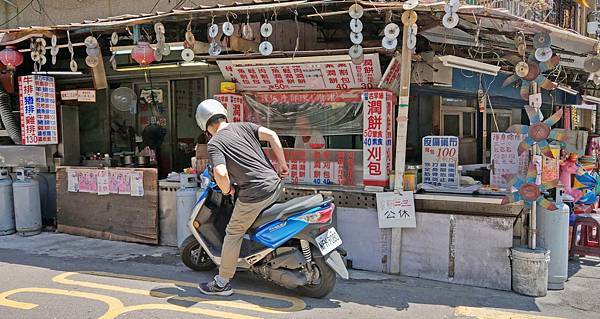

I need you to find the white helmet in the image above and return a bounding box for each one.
[195,99,228,131]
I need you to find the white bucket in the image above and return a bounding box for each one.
[510,246,550,297]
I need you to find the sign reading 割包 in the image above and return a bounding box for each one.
[18,75,58,145]
[376,191,416,228]
[422,136,459,187]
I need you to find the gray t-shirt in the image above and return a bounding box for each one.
[207,122,281,203]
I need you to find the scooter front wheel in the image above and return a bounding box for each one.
[180,235,217,271]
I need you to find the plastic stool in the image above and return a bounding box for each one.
[570,214,600,258]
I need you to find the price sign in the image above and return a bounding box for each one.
[363,90,393,187]
[422,136,459,187]
[18,75,58,145]
[490,133,528,188]
[214,94,244,122]
[376,191,416,228]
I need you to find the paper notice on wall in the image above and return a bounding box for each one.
[490,132,529,188]
[117,171,131,195]
[77,170,98,193]
[130,171,144,197]
[97,169,109,195]
[67,169,79,192]
[108,169,119,194]
[376,191,417,228]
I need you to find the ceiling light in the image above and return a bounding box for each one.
[436,55,501,76]
[115,61,208,72]
[583,95,600,104]
[111,43,185,55]
[31,71,83,75]
[554,83,579,95]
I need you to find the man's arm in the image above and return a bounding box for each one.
[258,126,289,177]
[213,164,233,195]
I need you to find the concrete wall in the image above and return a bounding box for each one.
[400,212,514,291]
[0,0,243,28]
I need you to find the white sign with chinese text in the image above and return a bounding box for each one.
[60,90,78,101]
[214,94,244,122]
[422,136,459,187]
[376,191,417,228]
[18,75,58,145]
[490,132,528,188]
[77,89,96,103]
[217,54,382,91]
[363,90,393,188]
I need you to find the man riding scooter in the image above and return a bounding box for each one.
[195,99,289,296]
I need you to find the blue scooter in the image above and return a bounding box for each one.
[180,167,348,298]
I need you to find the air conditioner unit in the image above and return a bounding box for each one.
[557,53,585,70]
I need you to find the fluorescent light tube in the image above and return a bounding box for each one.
[436,55,501,76]
[31,71,83,75]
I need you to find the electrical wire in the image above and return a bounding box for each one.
[149,0,162,13]
[0,0,35,27]
[33,0,55,25]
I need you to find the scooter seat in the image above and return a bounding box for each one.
[251,194,324,229]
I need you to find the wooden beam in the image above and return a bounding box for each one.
[92,48,108,90]
[390,20,415,274]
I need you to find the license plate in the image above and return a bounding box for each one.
[315,227,342,256]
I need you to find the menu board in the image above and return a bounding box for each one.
[217,54,382,91]
[363,90,393,188]
[422,136,459,187]
[214,94,244,122]
[490,133,529,188]
[18,75,58,145]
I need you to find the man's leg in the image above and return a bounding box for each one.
[199,185,282,295]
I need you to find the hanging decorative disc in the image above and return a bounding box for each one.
[30,51,40,62]
[515,61,530,78]
[259,22,272,38]
[382,37,398,50]
[348,44,363,59]
[535,47,553,62]
[86,47,100,57]
[349,4,364,19]
[70,60,78,72]
[444,2,460,13]
[401,10,418,25]
[35,38,47,48]
[111,32,119,46]
[350,32,363,45]
[410,23,418,35]
[51,54,57,65]
[403,0,419,10]
[50,46,59,56]
[85,55,99,68]
[442,13,459,29]
[154,22,165,34]
[209,24,219,38]
[407,34,417,49]
[84,36,98,48]
[154,49,163,62]
[351,54,365,65]
[259,41,273,56]
[39,55,46,66]
[162,44,171,56]
[517,43,526,56]
[185,31,196,44]
[584,56,600,73]
[384,23,400,39]
[209,41,221,56]
[350,19,363,33]
[110,54,117,70]
[533,32,551,49]
[181,48,195,62]
[222,22,234,36]
[51,34,57,47]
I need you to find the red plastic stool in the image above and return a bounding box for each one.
[570,214,600,258]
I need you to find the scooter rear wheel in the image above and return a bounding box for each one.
[181,235,217,271]
[296,256,336,298]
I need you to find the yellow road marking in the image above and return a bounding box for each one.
[455,306,567,319]
[0,287,261,319]
[53,271,306,313]
[0,287,124,318]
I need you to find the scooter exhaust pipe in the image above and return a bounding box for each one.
[255,267,307,289]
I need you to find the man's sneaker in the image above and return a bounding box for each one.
[198,279,233,296]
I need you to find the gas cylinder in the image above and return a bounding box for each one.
[0,169,15,235]
[13,174,42,236]
[176,187,200,247]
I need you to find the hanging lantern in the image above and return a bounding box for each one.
[0,46,24,70]
[131,42,155,66]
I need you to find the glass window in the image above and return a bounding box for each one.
[443,114,460,136]
[462,112,473,137]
